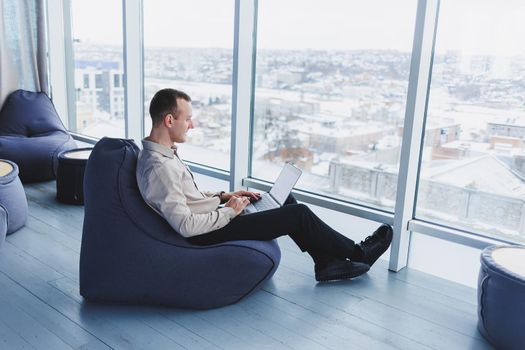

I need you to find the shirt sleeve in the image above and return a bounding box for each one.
[202,190,222,198]
[142,163,236,238]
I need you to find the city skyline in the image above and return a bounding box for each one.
[70,40,525,241]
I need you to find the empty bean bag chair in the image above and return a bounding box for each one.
[80,137,280,309]
[0,159,28,235]
[478,245,525,350]
[0,89,77,182]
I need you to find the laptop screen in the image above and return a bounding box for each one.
[269,163,302,205]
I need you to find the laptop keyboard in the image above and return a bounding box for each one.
[253,195,277,211]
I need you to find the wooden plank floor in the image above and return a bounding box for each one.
[0,181,493,350]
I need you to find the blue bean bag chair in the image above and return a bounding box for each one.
[478,245,525,350]
[0,89,77,183]
[0,159,28,235]
[80,138,280,309]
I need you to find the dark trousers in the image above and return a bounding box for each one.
[188,195,357,265]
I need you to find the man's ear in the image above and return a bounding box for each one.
[163,113,172,127]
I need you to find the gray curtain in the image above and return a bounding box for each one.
[0,0,48,107]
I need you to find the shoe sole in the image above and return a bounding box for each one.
[316,264,370,282]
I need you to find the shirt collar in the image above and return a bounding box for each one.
[142,138,177,159]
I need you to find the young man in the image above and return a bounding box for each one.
[137,88,393,282]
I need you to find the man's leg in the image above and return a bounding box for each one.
[274,195,352,264]
[189,202,372,281]
[282,194,393,268]
[282,194,298,206]
[189,203,357,262]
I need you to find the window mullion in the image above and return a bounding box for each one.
[390,0,440,272]
[123,0,143,142]
[230,0,256,191]
[63,0,76,132]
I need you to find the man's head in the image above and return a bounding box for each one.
[148,88,193,143]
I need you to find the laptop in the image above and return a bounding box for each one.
[242,163,302,215]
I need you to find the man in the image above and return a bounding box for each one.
[137,88,393,282]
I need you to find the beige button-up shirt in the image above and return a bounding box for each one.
[136,139,236,237]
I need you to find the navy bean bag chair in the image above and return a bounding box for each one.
[0,159,28,235]
[478,245,525,350]
[80,138,280,309]
[0,89,77,182]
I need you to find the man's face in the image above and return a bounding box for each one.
[168,99,194,143]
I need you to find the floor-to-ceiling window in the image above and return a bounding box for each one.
[143,0,235,171]
[54,0,525,266]
[416,0,525,242]
[251,0,417,211]
[69,0,125,138]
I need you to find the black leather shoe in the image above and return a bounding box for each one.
[315,259,370,282]
[354,224,393,267]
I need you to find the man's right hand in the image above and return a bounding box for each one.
[224,195,251,215]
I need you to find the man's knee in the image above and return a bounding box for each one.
[284,194,298,206]
[280,203,307,213]
[278,203,312,221]
[290,203,310,215]
[296,203,308,210]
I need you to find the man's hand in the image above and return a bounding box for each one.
[224,195,251,215]
[222,190,261,203]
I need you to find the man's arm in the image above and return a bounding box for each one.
[142,164,236,237]
[201,190,226,202]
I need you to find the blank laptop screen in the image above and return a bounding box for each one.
[269,163,302,205]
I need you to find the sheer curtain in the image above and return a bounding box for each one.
[0,0,48,107]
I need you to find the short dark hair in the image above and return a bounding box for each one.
[149,88,191,125]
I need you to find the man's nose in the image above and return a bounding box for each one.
[189,120,195,129]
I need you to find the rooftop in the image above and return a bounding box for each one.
[422,154,525,197]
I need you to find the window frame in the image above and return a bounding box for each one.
[47,0,515,274]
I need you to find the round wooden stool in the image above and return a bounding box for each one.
[56,148,93,205]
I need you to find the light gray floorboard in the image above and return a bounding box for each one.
[6,224,80,282]
[0,181,494,350]
[275,239,490,349]
[0,294,72,349]
[0,271,110,349]
[0,318,35,350]
[0,243,185,350]
[280,241,481,334]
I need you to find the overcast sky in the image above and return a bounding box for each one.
[71,0,525,55]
